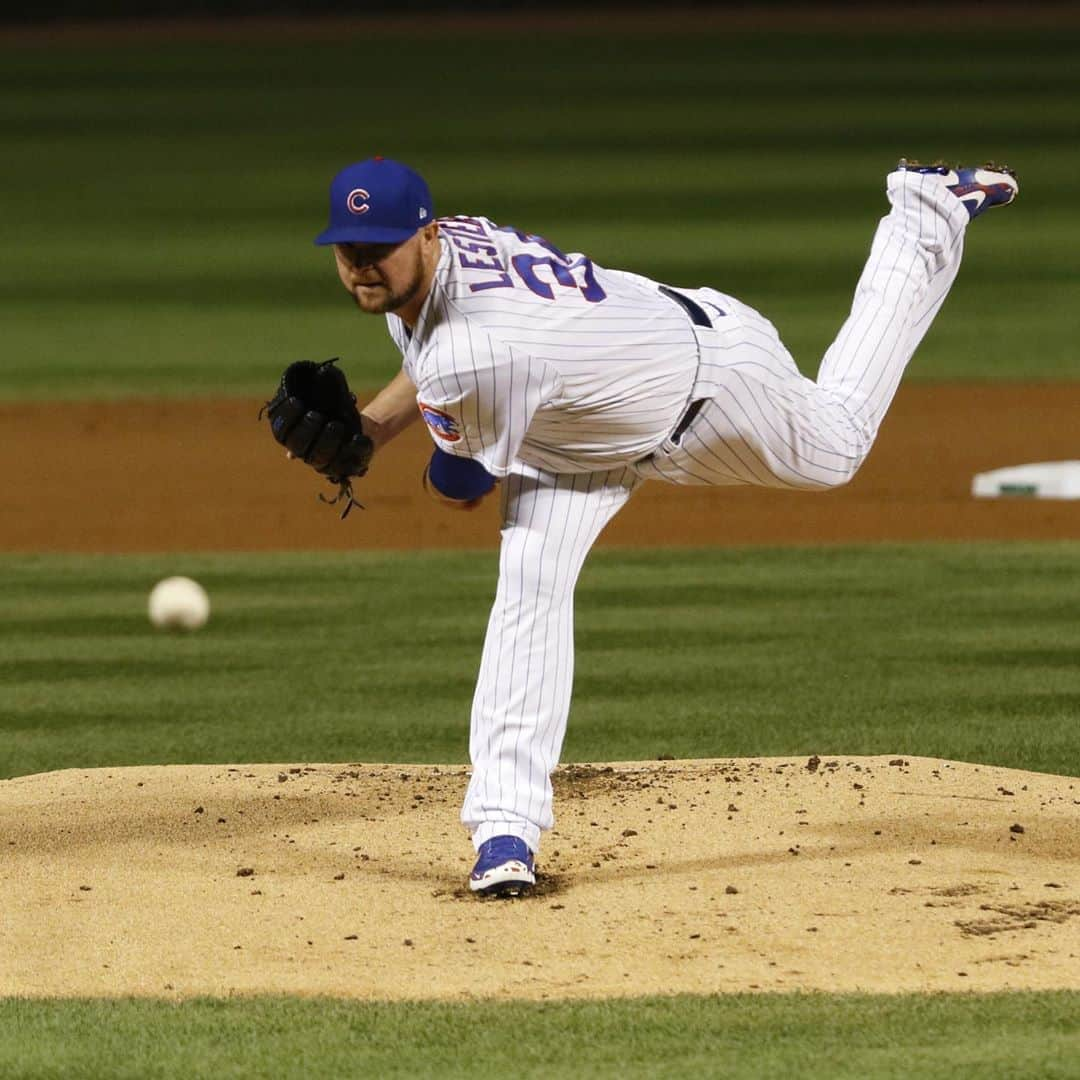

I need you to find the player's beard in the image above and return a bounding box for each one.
[351,254,424,316]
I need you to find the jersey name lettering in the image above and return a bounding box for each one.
[441,217,513,292]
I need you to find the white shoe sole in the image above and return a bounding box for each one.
[469,859,536,895]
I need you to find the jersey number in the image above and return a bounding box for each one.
[510,253,606,303]
[493,226,607,304]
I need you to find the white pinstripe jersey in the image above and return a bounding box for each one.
[386,216,699,476]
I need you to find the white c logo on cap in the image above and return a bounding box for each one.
[347,188,371,215]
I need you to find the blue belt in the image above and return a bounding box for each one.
[657,286,713,445]
[659,285,713,328]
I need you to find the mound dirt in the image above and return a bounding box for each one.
[2,756,1078,1000]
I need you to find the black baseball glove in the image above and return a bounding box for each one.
[262,358,374,519]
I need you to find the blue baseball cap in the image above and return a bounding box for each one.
[314,157,433,246]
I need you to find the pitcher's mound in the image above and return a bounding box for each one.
[2,756,1078,1000]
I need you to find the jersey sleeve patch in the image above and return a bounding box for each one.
[418,401,462,443]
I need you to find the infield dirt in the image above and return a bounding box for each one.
[3,756,1079,1000]
[6,382,1080,552]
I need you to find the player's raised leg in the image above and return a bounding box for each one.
[637,160,1018,491]
[814,160,1017,441]
[463,463,640,894]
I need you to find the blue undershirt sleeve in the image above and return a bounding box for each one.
[427,448,497,501]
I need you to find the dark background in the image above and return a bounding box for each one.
[5,0,1075,23]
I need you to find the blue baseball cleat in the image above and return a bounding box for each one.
[469,835,536,897]
[897,158,1019,219]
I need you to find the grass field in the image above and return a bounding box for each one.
[3,993,1080,1079]
[4,543,1080,780]
[3,17,1080,1079]
[2,25,1077,399]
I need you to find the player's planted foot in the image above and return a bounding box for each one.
[896,158,1018,219]
[469,835,536,897]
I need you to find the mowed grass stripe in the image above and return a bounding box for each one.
[2,543,1079,780]
[2,992,1079,1080]
[1,28,1075,397]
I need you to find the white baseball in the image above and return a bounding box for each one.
[148,576,210,631]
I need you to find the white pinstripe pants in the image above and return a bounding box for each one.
[636,168,970,488]
[462,465,640,853]
[463,169,969,852]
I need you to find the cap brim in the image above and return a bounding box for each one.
[314,224,420,246]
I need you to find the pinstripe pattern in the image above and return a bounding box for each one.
[381,171,973,856]
[634,170,969,489]
[462,464,640,853]
[393,219,699,475]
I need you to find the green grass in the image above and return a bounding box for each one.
[4,542,1080,781]
[2,27,1077,399]
[2,992,1079,1079]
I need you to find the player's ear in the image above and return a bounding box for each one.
[419,221,440,260]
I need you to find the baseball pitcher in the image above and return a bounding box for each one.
[267,154,1018,896]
